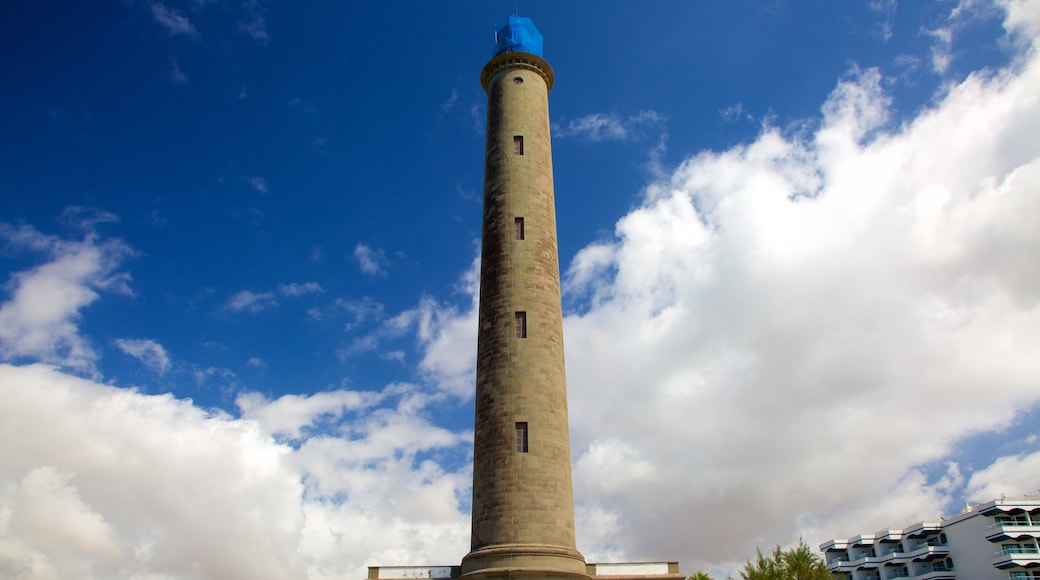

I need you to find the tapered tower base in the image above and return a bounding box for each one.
[461,544,590,580]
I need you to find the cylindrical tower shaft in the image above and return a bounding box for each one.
[461,18,588,580]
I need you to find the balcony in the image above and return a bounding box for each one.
[904,544,950,560]
[820,539,850,552]
[977,497,1040,518]
[902,522,942,538]
[826,554,852,568]
[993,544,1040,569]
[908,560,955,580]
[987,520,1040,542]
[875,548,909,564]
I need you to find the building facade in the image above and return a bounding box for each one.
[820,496,1040,580]
[368,14,682,580]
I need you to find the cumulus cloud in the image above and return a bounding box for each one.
[1001,0,1040,40]
[561,3,1040,570]
[354,243,389,276]
[0,221,133,374]
[113,338,171,374]
[0,364,306,579]
[237,389,384,440]
[0,364,471,580]
[965,450,1040,502]
[3,2,1038,579]
[331,255,478,391]
[383,256,479,397]
[554,110,664,142]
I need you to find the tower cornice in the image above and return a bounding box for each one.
[481,51,554,93]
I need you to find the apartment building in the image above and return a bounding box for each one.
[819,496,1040,579]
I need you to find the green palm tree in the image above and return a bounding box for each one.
[737,539,831,580]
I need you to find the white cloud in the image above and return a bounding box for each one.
[2,466,124,578]
[246,176,268,193]
[929,0,1040,76]
[965,450,1040,502]
[868,0,898,42]
[368,256,480,397]
[557,113,626,141]
[0,363,307,579]
[342,297,385,328]
[224,289,278,313]
[354,243,389,276]
[441,88,459,114]
[278,282,324,297]
[560,4,1040,570]
[224,283,324,314]
[334,256,478,390]
[719,102,753,123]
[238,0,269,43]
[554,110,664,142]
[187,363,237,389]
[4,2,1039,578]
[0,222,133,374]
[469,102,485,134]
[1000,0,1040,41]
[151,3,198,37]
[307,297,383,329]
[237,389,384,440]
[113,338,171,374]
[169,58,187,84]
[926,26,954,74]
[0,363,471,580]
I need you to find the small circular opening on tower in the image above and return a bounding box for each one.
[513,76,523,84]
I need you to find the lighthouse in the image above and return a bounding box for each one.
[460,15,586,580]
[367,16,683,580]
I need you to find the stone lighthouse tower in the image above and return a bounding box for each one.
[460,15,587,580]
[366,16,683,580]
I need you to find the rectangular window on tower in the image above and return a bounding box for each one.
[515,422,528,453]
[514,312,526,338]
[514,217,525,240]
[513,136,524,155]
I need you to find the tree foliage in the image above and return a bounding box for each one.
[736,539,831,580]
[688,572,716,580]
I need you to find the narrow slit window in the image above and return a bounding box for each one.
[514,217,525,240]
[515,422,528,453]
[513,135,524,155]
[515,311,526,338]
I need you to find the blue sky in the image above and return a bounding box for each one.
[1,1,1039,578]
